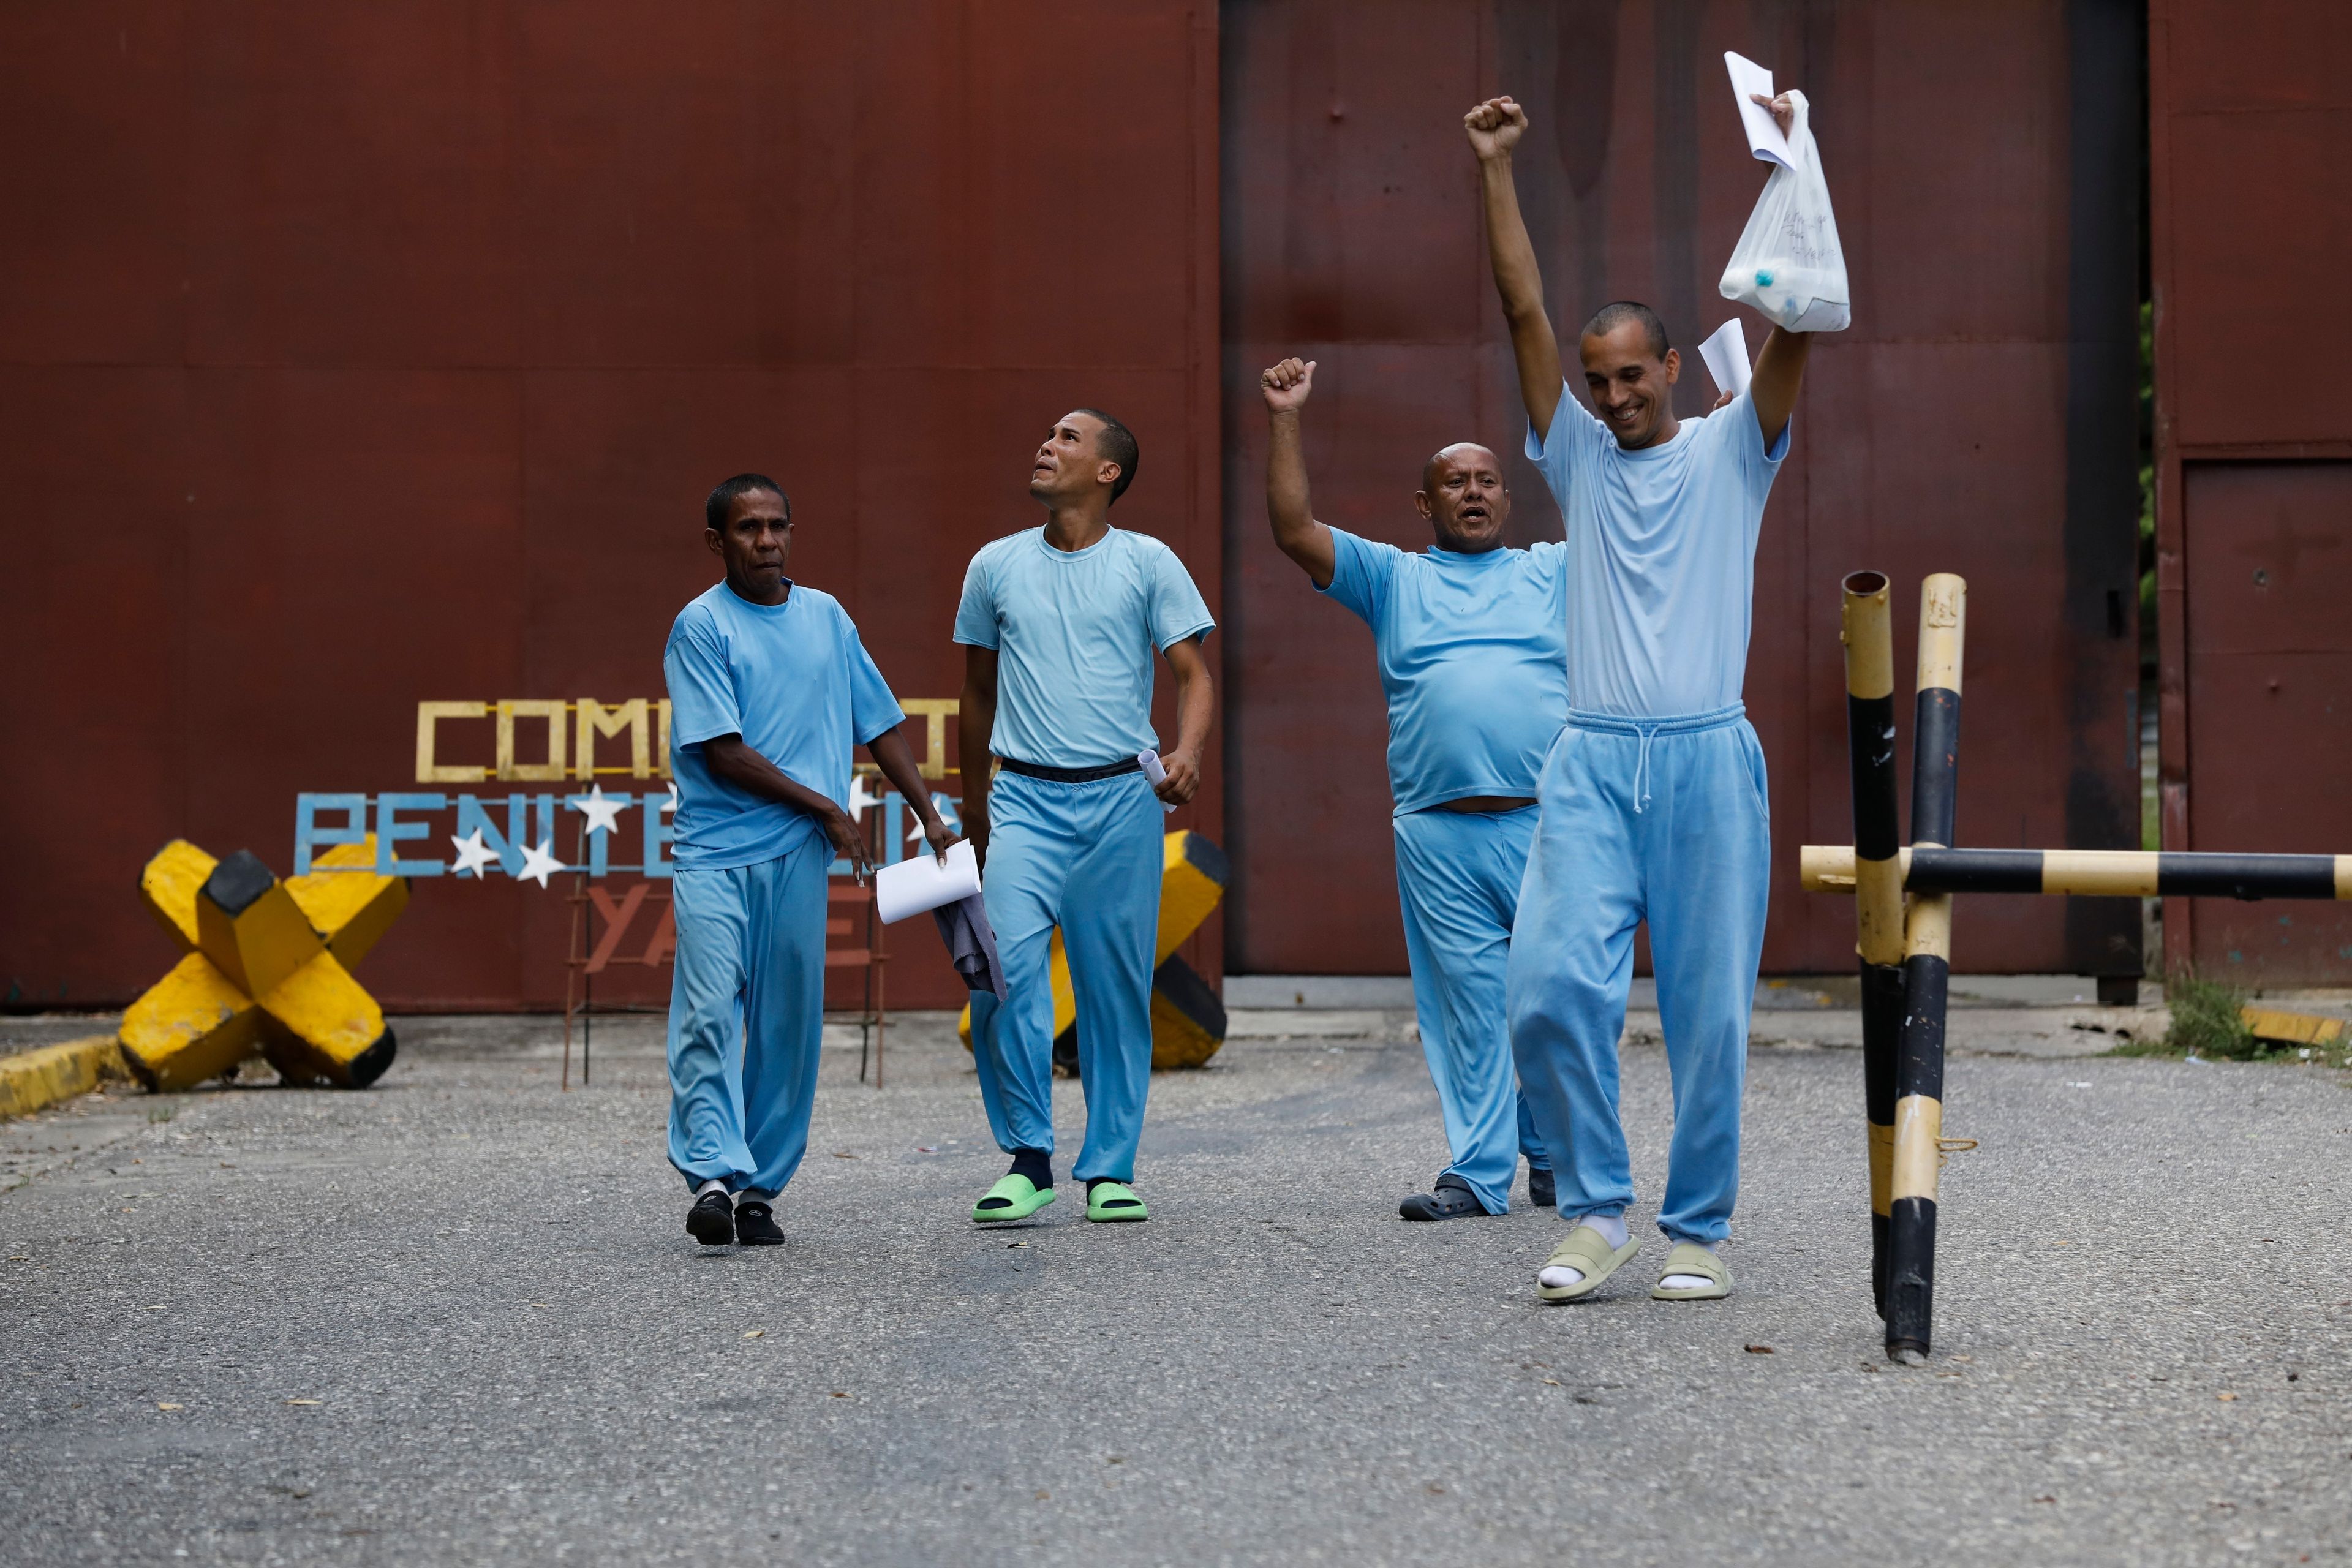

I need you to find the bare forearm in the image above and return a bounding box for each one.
[866,729,944,832]
[1265,409,1335,587]
[957,687,994,816]
[1478,156,1562,433]
[703,737,839,821]
[1170,662,1213,763]
[1749,325,1812,449]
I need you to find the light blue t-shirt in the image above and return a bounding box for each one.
[1525,388,1790,717]
[1317,527,1571,815]
[664,580,905,870]
[952,526,1216,769]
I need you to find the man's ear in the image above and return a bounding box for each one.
[1412,489,1435,520]
[1097,460,1123,491]
[705,526,725,559]
[1662,347,1681,385]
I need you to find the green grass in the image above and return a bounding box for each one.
[2108,973,2352,1069]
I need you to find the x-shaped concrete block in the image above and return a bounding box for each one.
[119,839,408,1091]
[959,829,1231,1070]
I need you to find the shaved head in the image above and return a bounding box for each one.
[1423,443,1501,494]
[1414,442,1510,554]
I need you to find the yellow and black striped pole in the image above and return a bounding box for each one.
[1801,845,2352,901]
[1887,573,1965,1361]
[1839,571,1906,1317]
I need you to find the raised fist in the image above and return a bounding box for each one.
[1463,96,1528,160]
[1750,91,1797,137]
[1259,356,1316,413]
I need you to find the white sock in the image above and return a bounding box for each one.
[1661,1243,1716,1291]
[1537,1213,1630,1289]
[695,1178,727,1200]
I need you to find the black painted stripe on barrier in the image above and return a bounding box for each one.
[2155,853,2337,900]
[1910,689,1961,850]
[1885,1197,1938,1357]
[1847,695,1901,860]
[1899,848,2340,899]
[1897,956,1949,1106]
[1861,960,1905,1319]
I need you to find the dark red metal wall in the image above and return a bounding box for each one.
[0,2,1222,1012]
[2153,2,2352,982]
[1219,1,2147,977]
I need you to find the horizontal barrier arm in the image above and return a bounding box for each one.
[1800,846,2352,901]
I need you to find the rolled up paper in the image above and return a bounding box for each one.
[1138,750,1178,814]
[874,838,982,924]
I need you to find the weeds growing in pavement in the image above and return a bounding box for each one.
[2105,973,2352,1069]
[2163,974,2260,1060]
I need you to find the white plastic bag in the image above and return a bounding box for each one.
[1718,90,1849,333]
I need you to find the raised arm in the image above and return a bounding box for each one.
[1466,96,1562,437]
[1741,91,1813,450]
[1748,324,1812,450]
[1261,356,1335,589]
[957,644,998,870]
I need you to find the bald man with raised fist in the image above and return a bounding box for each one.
[1260,353,1566,1223]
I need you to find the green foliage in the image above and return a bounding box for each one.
[2163,974,2259,1060]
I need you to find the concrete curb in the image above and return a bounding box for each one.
[0,1036,129,1120]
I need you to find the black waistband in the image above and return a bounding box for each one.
[996,755,1143,784]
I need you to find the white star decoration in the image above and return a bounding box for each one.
[847,772,883,821]
[567,783,625,837]
[517,837,565,889]
[448,828,500,879]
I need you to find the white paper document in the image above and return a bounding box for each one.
[1724,51,1791,170]
[873,838,981,924]
[1698,318,1752,399]
[1139,749,1177,814]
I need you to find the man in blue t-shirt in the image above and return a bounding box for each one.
[1467,91,1816,1303]
[663,473,954,1248]
[1258,355,1562,1223]
[954,410,1216,1226]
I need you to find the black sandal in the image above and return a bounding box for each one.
[1399,1174,1485,1221]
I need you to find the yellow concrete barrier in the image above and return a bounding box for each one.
[0,1036,129,1120]
[118,838,406,1092]
[960,829,1230,1069]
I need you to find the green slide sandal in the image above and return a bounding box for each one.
[971,1174,1056,1224]
[1536,1224,1641,1302]
[1085,1182,1149,1223]
[1649,1241,1732,1300]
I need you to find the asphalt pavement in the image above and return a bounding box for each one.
[4,1004,2349,1567]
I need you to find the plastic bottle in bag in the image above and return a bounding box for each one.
[1719,90,1849,333]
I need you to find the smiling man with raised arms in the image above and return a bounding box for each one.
[1466,90,1814,1304]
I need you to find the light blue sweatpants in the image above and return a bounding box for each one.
[967,769,1163,1183]
[1506,704,1771,1245]
[1393,805,1550,1214]
[666,843,827,1199]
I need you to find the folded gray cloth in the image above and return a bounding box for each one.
[931,892,1006,999]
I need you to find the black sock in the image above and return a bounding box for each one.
[1008,1148,1052,1189]
[1085,1177,1125,1196]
